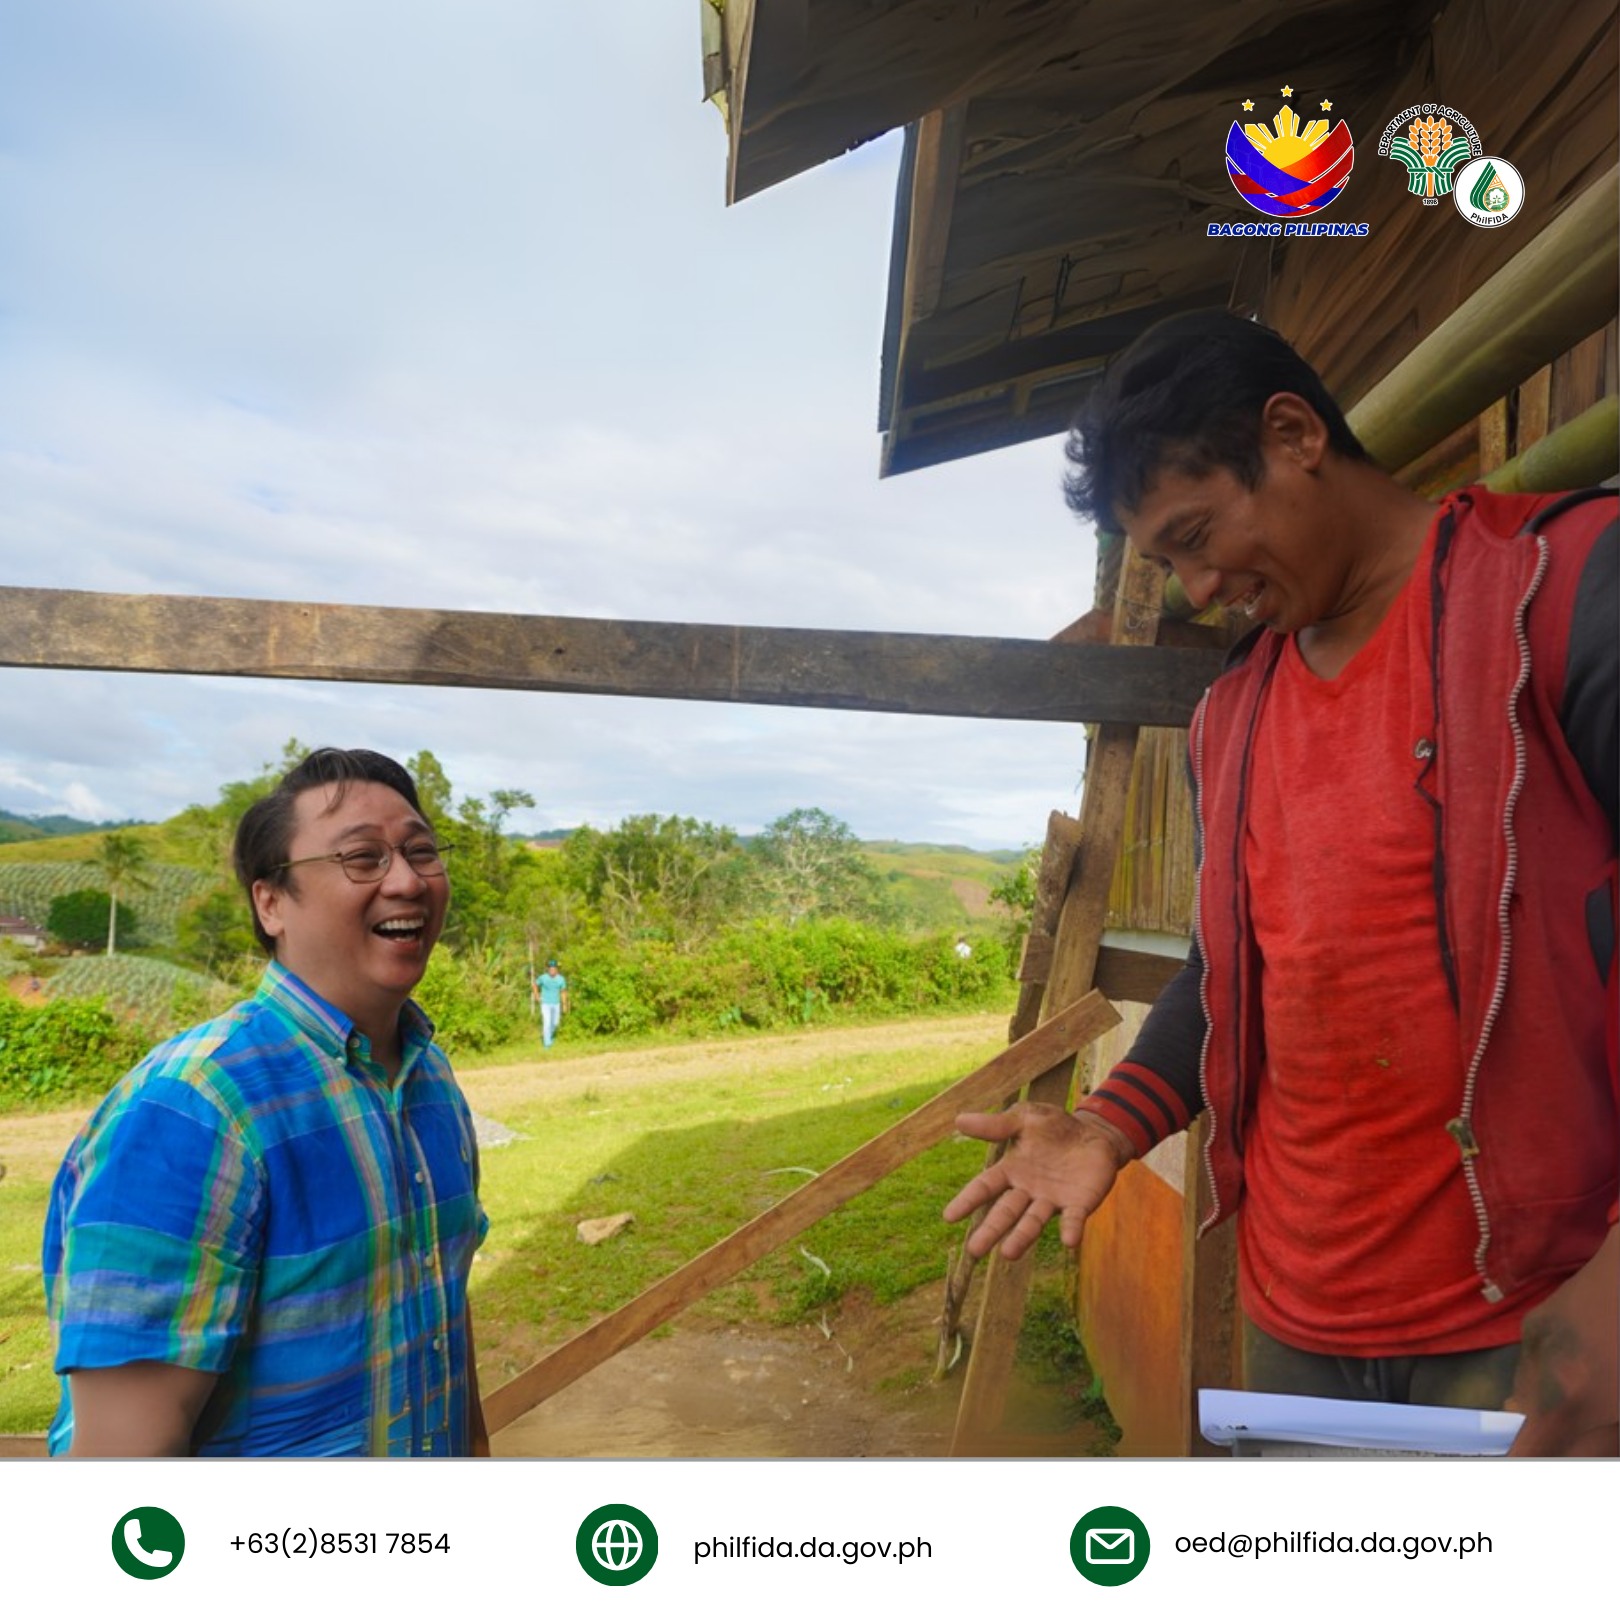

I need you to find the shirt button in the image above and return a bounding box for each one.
[1413,737,1435,760]
[432,1336,443,1352]
[415,1171,426,1184]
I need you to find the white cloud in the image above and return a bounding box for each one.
[0,2,1099,847]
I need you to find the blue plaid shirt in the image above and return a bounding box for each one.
[43,962,487,1456]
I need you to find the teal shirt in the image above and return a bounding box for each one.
[535,972,568,1007]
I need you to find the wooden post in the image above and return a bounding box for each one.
[935,810,1082,1374]
[948,547,1167,1453]
[482,990,1120,1433]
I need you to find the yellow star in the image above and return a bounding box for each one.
[1320,99,1333,111]
[1242,99,1255,111]
[1280,84,1294,97]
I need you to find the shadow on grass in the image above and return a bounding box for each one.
[471,1075,987,1365]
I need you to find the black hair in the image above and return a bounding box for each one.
[233,747,427,953]
[1063,309,1370,533]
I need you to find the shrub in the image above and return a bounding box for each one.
[415,946,535,1055]
[0,990,148,1107]
[47,888,142,952]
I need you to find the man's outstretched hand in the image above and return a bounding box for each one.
[943,1102,1132,1261]
[1507,1223,1619,1456]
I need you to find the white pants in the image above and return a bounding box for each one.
[540,1002,562,1046]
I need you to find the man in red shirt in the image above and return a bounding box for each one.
[946,310,1617,1455]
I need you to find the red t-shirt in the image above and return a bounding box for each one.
[1239,528,1550,1355]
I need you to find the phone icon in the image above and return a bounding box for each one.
[111,1507,185,1580]
[125,1519,173,1568]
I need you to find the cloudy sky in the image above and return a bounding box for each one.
[0,2,1098,848]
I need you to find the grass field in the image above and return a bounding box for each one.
[0,1013,1017,1435]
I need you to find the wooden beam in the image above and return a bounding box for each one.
[0,588,1221,729]
[950,545,1167,1451]
[482,988,1121,1432]
[1093,943,1184,1006]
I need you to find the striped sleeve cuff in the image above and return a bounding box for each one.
[1076,1062,1195,1158]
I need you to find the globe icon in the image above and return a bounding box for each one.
[591,1520,643,1571]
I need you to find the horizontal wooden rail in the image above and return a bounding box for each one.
[0,588,1221,727]
[482,988,1121,1432]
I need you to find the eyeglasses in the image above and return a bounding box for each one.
[273,837,452,884]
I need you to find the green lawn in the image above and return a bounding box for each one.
[0,1017,1013,1434]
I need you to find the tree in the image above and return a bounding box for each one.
[988,849,1038,957]
[753,807,883,925]
[48,889,142,953]
[175,883,259,978]
[169,737,308,874]
[94,831,153,955]
[406,749,456,828]
[445,787,537,947]
[564,815,748,947]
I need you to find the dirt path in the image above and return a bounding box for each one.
[491,1280,1108,1460]
[459,1012,1009,1114]
[463,1014,1107,1459]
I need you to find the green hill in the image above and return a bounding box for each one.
[0,807,136,844]
[0,821,207,869]
[862,842,1028,930]
[0,862,213,945]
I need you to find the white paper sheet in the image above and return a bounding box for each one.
[1198,1388,1525,1456]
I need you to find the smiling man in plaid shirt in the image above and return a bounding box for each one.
[43,747,490,1457]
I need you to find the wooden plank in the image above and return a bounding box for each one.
[950,546,1166,1450]
[1550,326,1611,428]
[1516,365,1553,453]
[482,989,1121,1433]
[936,810,1083,1370]
[1093,944,1184,1006]
[1016,933,1054,983]
[0,588,1221,729]
[1478,398,1511,476]
[1004,811,1082,1037]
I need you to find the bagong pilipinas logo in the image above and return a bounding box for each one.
[1226,86,1354,217]
[1377,103,1482,205]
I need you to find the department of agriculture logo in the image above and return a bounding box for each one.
[1226,85,1354,217]
[111,1506,186,1581]
[576,1503,658,1586]
[1378,103,1482,205]
[1453,157,1526,227]
[1070,1504,1151,1587]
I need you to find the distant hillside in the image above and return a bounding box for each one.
[0,861,213,944]
[0,807,137,845]
[862,842,1028,928]
[0,821,205,869]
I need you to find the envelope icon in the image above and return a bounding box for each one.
[1085,1527,1135,1564]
